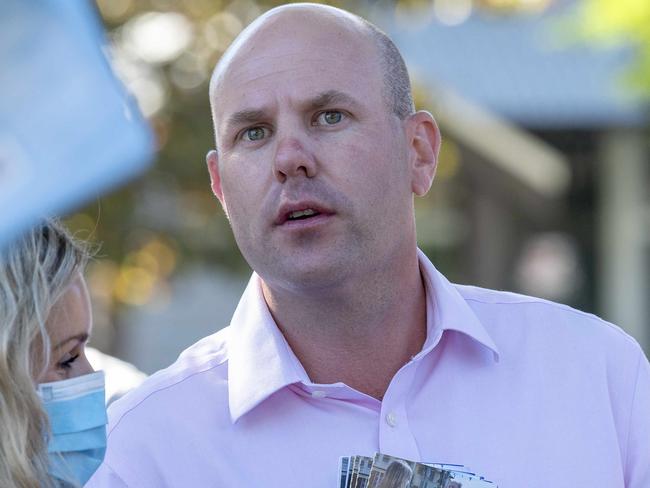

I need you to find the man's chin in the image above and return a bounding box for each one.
[259,256,352,293]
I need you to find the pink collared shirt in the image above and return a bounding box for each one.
[87,251,650,487]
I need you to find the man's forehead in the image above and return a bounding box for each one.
[210,4,373,101]
[212,55,380,137]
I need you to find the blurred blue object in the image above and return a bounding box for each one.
[0,0,154,249]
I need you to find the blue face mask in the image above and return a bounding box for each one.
[38,371,107,486]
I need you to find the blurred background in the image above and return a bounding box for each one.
[66,0,649,373]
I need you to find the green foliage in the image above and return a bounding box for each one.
[574,0,650,96]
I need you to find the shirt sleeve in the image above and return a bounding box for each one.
[84,461,129,488]
[625,348,650,488]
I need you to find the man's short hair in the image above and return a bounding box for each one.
[362,20,415,120]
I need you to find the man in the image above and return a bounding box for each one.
[87,4,650,487]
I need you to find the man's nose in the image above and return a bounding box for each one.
[272,136,317,183]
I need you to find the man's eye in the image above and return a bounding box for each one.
[316,111,344,125]
[242,127,267,141]
[58,354,79,370]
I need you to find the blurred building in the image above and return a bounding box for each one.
[113,266,247,374]
[377,2,649,350]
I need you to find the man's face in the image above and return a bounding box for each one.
[209,11,418,291]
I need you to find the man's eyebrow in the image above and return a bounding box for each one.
[223,91,359,134]
[224,109,268,134]
[54,333,89,350]
[305,90,359,111]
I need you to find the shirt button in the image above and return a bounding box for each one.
[385,412,397,427]
[311,390,327,398]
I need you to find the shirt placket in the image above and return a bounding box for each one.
[378,359,421,460]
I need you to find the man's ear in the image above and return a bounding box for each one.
[206,150,228,216]
[406,111,441,197]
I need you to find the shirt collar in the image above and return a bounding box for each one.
[228,250,500,422]
[227,274,309,423]
[417,248,500,361]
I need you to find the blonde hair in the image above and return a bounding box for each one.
[378,460,413,488]
[0,220,89,488]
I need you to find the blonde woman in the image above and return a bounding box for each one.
[0,220,106,488]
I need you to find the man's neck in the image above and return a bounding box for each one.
[261,248,427,400]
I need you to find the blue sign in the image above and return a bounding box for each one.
[0,0,155,248]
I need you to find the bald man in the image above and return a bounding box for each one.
[87,4,650,487]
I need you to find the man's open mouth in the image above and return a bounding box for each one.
[275,202,333,225]
[287,209,321,221]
